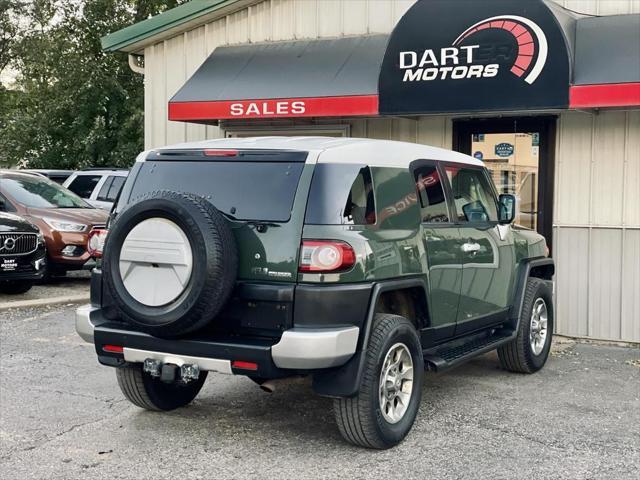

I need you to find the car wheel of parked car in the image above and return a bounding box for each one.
[0,280,34,294]
[103,190,238,338]
[498,277,554,374]
[116,366,208,411]
[334,314,424,449]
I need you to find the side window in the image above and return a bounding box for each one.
[413,165,449,223]
[67,175,101,199]
[445,166,498,223]
[305,164,376,225]
[97,176,125,202]
[96,177,113,201]
[106,176,126,202]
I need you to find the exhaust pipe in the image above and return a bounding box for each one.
[257,376,306,393]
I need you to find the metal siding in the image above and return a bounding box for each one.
[592,112,626,226]
[368,0,394,33]
[624,111,640,226]
[343,0,368,35]
[555,112,592,225]
[554,227,590,337]
[272,0,295,40]
[317,0,342,38]
[164,35,186,145]
[294,0,318,39]
[185,27,207,142]
[249,0,271,42]
[621,229,640,342]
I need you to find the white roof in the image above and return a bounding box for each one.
[152,137,483,167]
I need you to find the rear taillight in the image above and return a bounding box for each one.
[87,228,109,258]
[299,240,356,273]
[203,149,238,157]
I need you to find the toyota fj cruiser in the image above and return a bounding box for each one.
[77,137,554,449]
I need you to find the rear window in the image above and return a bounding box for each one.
[305,164,376,225]
[126,160,305,222]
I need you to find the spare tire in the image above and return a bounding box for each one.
[103,190,237,338]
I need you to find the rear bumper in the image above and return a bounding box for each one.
[75,305,359,374]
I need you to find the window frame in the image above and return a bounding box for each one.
[67,174,102,199]
[439,162,501,226]
[96,176,114,202]
[409,159,455,226]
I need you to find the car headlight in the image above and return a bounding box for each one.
[37,232,45,244]
[42,217,87,233]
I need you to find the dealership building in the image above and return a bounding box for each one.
[102,0,640,343]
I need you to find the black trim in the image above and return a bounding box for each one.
[294,283,372,329]
[146,149,308,163]
[312,276,427,398]
[508,257,555,328]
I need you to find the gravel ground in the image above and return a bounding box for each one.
[1,304,639,480]
[0,271,90,307]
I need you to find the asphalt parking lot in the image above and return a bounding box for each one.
[1,304,639,480]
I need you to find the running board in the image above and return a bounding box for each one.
[423,329,514,372]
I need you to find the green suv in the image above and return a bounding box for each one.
[77,137,554,449]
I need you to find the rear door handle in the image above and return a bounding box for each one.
[461,242,481,253]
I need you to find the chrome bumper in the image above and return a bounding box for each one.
[271,327,359,369]
[76,303,359,370]
[75,304,100,343]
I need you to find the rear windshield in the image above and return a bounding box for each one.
[126,160,305,222]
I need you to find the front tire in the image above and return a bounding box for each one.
[334,314,424,449]
[498,277,554,373]
[116,366,207,411]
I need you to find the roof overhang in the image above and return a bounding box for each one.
[168,35,388,121]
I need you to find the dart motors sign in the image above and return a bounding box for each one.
[379,0,571,114]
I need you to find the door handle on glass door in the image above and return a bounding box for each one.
[461,242,481,253]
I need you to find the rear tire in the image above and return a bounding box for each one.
[116,366,207,411]
[0,280,33,294]
[498,277,553,373]
[334,314,424,449]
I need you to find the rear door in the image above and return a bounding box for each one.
[94,175,126,210]
[412,161,462,342]
[121,149,312,283]
[442,165,516,334]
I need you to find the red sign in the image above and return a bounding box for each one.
[168,95,379,121]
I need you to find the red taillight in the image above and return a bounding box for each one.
[232,360,258,371]
[87,228,108,258]
[102,345,123,353]
[203,149,238,157]
[299,240,356,273]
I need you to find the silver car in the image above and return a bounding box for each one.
[63,169,128,210]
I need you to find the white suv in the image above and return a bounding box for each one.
[63,169,128,210]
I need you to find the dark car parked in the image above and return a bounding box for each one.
[0,212,46,294]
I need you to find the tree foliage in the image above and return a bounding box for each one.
[0,0,184,169]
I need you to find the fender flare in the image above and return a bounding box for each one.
[312,276,428,398]
[508,257,555,328]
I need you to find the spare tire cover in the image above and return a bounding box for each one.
[103,190,238,338]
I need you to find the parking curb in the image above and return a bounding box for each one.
[0,294,90,311]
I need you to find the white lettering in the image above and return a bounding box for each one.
[403,69,423,82]
[467,64,484,78]
[422,68,438,81]
[460,45,479,63]
[230,103,243,116]
[440,47,459,65]
[451,66,467,79]
[246,103,260,115]
[483,64,499,78]
[291,101,306,114]
[399,51,417,69]
[419,49,439,67]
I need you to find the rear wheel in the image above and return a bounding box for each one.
[116,366,207,411]
[334,314,424,449]
[498,277,554,373]
[0,280,33,294]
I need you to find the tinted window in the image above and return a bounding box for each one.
[127,161,305,222]
[305,164,376,225]
[98,176,125,202]
[445,167,498,222]
[0,175,90,208]
[67,175,101,198]
[414,165,449,223]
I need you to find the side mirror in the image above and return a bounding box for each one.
[498,194,516,224]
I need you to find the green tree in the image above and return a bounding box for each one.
[0,0,184,169]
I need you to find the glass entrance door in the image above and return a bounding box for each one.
[453,117,556,248]
[471,132,539,230]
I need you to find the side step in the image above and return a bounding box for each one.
[423,329,514,372]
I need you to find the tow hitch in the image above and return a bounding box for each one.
[143,358,201,383]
